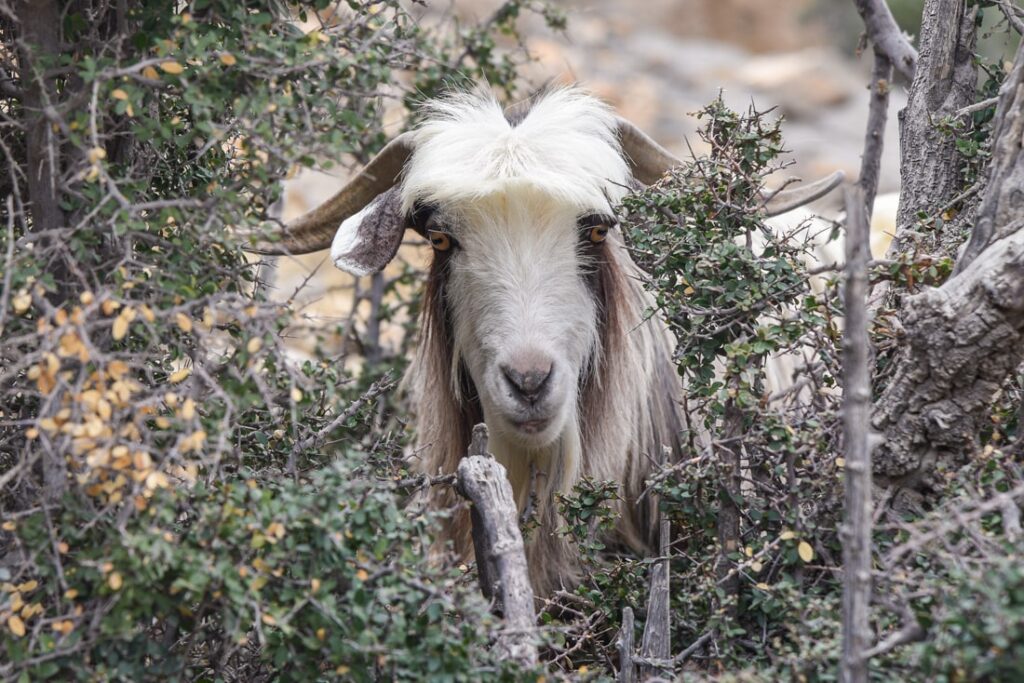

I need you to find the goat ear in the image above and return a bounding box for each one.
[331,185,406,277]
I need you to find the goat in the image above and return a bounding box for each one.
[254,87,842,596]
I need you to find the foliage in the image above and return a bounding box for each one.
[0,1,552,680]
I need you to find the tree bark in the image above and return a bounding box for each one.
[638,518,671,680]
[15,0,64,237]
[455,424,538,669]
[891,0,977,257]
[874,40,1024,485]
[15,0,67,501]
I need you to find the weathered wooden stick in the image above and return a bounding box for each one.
[617,606,636,683]
[455,423,538,668]
[638,518,672,680]
[840,186,874,683]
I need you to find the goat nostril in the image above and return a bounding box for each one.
[501,363,553,402]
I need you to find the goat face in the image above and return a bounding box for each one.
[419,193,613,448]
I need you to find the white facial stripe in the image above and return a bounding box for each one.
[443,191,602,448]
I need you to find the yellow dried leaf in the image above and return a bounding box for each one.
[141,65,159,79]
[261,613,276,625]
[160,61,184,74]
[7,614,26,637]
[17,580,38,592]
[175,313,193,333]
[52,620,74,635]
[779,530,796,541]
[108,572,123,591]
[316,627,326,641]
[25,427,39,440]
[750,560,763,573]
[111,314,129,341]
[79,291,95,306]
[168,367,191,384]
[219,52,237,66]
[310,578,321,593]
[87,147,107,163]
[181,398,196,420]
[139,305,155,322]
[64,588,78,599]
[835,457,846,468]
[246,337,262,354]
[111,88,129,101]
[355,569,369,582]
[58,542,69,554]
[755,582,771,591]
[290,388,303,402]
[12,291,31,314]
[798,541,814,563]
[1,521,15,531]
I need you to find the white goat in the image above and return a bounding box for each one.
[255,87,843,596]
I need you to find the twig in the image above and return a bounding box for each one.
[290,373,393,454]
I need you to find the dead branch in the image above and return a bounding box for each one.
[852,0,919,81]
[455,423,539,669]
[617,606,635,683]
[840,186,875,683]
[857,52,892,220]
[638,518,672,680]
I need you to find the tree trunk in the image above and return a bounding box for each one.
[874,38,1024,487]
[891,0,977,258]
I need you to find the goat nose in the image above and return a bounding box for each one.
[501,356,553,404]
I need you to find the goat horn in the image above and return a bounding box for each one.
[250,132,415,255]
[616,117,845,215]
[761,171,845,216]
[616,117,684,186]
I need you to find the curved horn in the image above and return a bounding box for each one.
[616,117,683,185]
[762,171,846,216]
[251,132,415,255]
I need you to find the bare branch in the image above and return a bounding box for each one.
[840,186,875,683]
[852,0,919,81]
[857,52,893,220]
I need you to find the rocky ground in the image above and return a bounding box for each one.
[270,0,906,360]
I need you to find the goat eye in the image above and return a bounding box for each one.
[427,229,453,251]
[588,225,610,244]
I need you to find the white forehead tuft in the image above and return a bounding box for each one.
[400,87,630,215]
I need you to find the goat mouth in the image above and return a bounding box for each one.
[511,418,551,434]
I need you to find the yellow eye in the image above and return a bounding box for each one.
[589,225,609,243]
[427,230,452,251]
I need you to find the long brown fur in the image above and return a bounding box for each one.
[408,233,684,596]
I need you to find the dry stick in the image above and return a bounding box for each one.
[617,606,635,683]
[638,517,672,680]
[858,52,893,222]
[455,424,539,669]
[852,0,919,82]
[840,187,875,683]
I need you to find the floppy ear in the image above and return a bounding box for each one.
[330,185,406,277]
